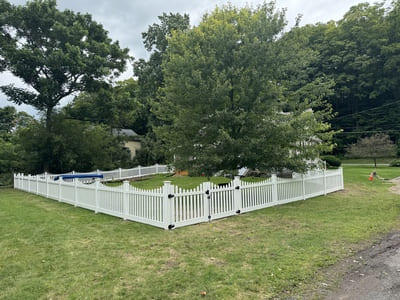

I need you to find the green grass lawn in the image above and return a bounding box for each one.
[1,166,400,299]
[341,157,394,164]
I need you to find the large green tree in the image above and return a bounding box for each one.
[0,0,129,129]
[132,13,190,165]
[346,133,396,167]
[157,3,335,176]
[14,114,132,174]
[65,79,147,134]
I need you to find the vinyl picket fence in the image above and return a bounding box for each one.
[43,164,170,182]
[14,168,344,230]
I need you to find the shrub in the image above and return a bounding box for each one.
[390,160,400,167]
[321,155,341,168]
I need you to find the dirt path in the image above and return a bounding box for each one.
[320,178,400,300]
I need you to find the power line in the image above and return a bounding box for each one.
[338,130,400,134]
[333,100,400,120]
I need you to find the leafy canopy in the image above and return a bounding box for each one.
[346,133,396,167]
[157,3,335,176]
[0,0,129,125]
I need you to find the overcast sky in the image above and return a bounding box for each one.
[0,0,386,116]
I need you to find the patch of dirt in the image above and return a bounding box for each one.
[389,177,400,195]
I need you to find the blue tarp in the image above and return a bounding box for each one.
[53,174,104,181]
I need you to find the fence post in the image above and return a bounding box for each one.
[95,179,100,213]
[138,165,141,177]
[123,180,129,220]
[58,176,62,202]
[119,168,122,179]
[323,169,327,196]
[163,181,174,229]
[74,179,78,207]
[272,174,278,203]
[302,174,306,200]
[36,175,39,195]
[233,176,242,214]
[155,164,159,174]
[27,175,31,193]
[340,167,344,190]
[203,181,211,222]
[45,173,49,198]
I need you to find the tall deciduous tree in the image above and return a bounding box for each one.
[157,3,335,176]
[346,133,396,167]
[0,0,129,128]
[65,79,147,134]
[133,13,190,165]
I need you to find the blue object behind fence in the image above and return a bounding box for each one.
[53,174,104,181]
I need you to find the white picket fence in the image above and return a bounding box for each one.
[13,168,344,230]
[42,164,170,182]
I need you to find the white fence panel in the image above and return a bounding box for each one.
[277,178,304,204]
[60,181,75,204]
[210,182,235,220]
[75,183,96,210]
[173,185,206,228]
[241,179,275,212]
[326,170,343,193]
[305,175,325,198]
[126,185,165,228]
[97,184,125,218]
[38,179,47,196]
[48,181,59,200]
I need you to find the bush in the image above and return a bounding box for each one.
[390,160,400,167]
[0,173,13,187]
[321,155,341,168]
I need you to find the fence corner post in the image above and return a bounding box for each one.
[302,174,306,200]
[323,169,327,196]
[233,176,242,214]
[272,174,278,203]
[95,178,100,213]
[203,181,211,222]
[340,167,344,190]
[123,180,129,220]
[163,181,174,230]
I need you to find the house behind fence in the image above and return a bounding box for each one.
[14,165,344,229]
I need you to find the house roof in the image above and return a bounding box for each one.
[112,128,139,137]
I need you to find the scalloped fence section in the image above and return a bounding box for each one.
[14,168,344,230]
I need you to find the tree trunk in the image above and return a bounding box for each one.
[374,157,377,168]
[43,106,54,172]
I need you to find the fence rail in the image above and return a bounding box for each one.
[14,168,344,229]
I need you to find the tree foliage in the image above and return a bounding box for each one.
[157,3,335,176]
[14,114,132,174]
[0,0,129,127]
[65,79,148,134]
[346,133,396,167]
